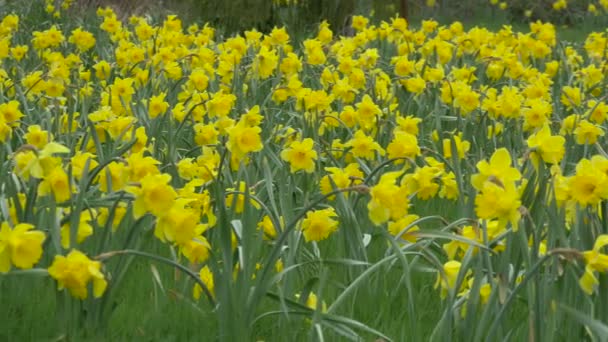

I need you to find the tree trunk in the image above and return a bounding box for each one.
[399,0,408,19]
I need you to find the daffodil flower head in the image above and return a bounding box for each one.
[471,148,521,191]
[14,142,70,180]
[48,250,107,300]
[435,260,470,298]
[0,222,45,273]
[280,138,318,174]
[300,207,339,242]
[569,158,608,207]
[527,125,566,166]
[127,173,177,219]
[225,181,261,214]
[193,265,214,300]
[367,171,410,225]
[580,235,608,295]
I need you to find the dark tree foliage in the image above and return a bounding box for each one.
[188,0,357,35]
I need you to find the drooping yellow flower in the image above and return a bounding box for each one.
[148,92,169,119]
[561,86,582,109]
[315,20,333,44]
[125,152,161,182]
[579,265,599,296]
[279,52,302,77]
[526,125,565,165]
[99,13,122,35]
[435,260,468,298]
[97,205,127,232]
[181,237,212,264]
[257,215,284,240]
[443,220,505,259]
[70,151,99,180]
[280,138,317,173]
[177,148,220,183]
[487,122,504,139]
[300,207,339,242]
[92,158,125,191]
[48,250,107,299]
[194,123,219,146]
[355,94,382,128]
[471,148,521,191]
[474,181,521,231]
[93,60,111,80]
[552,0,567,10]
[32,25,65,50]
[395,115,422,136]
[368,172,410,225]
[574,120,604,145]
[10,44,28,61]
[127,173,177,219]
[530,21,556,47]
[68,27,96,51]
[106,116,136,141]
[303,89,334,114]
[443,134,470,160]
[403,76,426,95]
[393,56,415,77]
[0,222,45,273]
[193,265,214,300]
[319,163,364,199]
[560,114,581,135]
[188,68,209,92]
[268,26,290,47]
[303,292,327,312]
[569,159,608,207]
[226,121,263,160]
[0,100,24,126]
[439,171,459,200]
[387,131,420,161]
[404,165,443,200]
[24,125,51,149]
[344,130,385,160]
[586,100,608,124]
[253,46,278,79]
[154,199,205,245]
[418,19,436,34]
[495,86,522,119]
[579,235,608,295]
[241,106,264,127]
[37,166,72,203]
[110,77,135,99]
[351,15,369,31]
[60,209,96,248]
[454,88,480,115]
[225,181,261,214]
[579,64,604,90]
[522,98,552,131]
[0,118,11,143]
[388,214,420,243]
[544,60,559,77]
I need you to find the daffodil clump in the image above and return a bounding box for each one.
[1,2,608,340]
